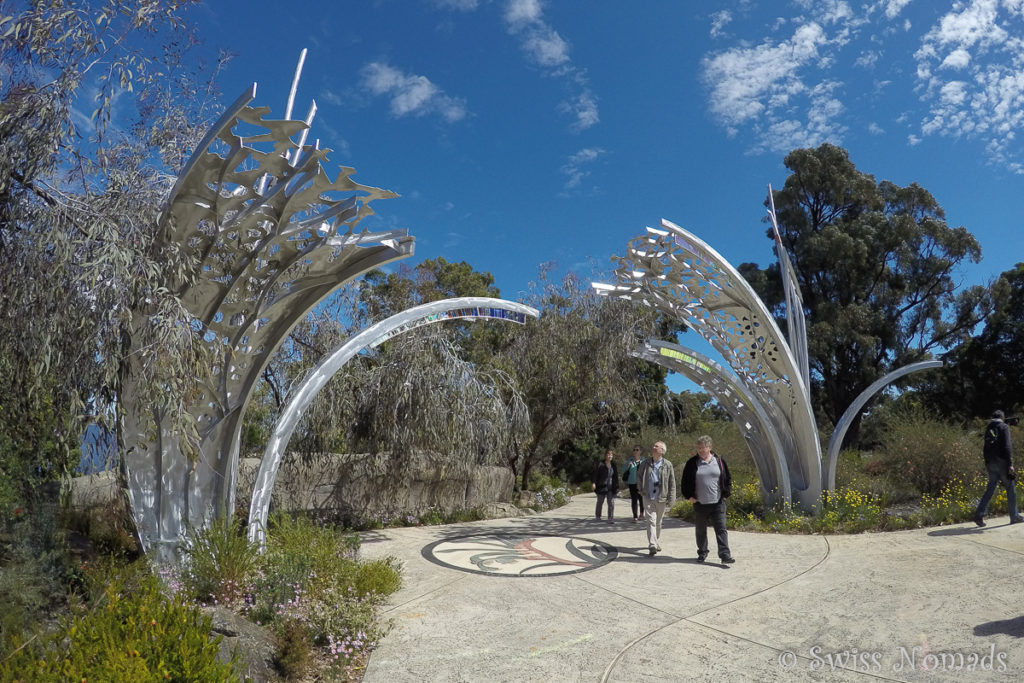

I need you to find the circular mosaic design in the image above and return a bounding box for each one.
[422,533,617,577]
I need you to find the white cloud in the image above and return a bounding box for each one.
[912,1,1024,170]
[521,26,570,66]
[880,0,914,20]
[504,0,542,30]
[855,50,880,68]
[560,89,599,131]
[501,0,599,131]
[868,122,885,134]
[940,47,971,69]
[560,147,605,191]
[703,22,829,127]
[434,0,479,10]
[710,10,733,39]
[361,62,468,122]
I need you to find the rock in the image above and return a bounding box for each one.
[478,502,523,519]
[205,606,281,683]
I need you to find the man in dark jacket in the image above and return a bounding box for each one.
[591,449,619,523]
[681,435,734,563]
[974,410,1022,526]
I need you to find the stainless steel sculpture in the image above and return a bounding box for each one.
[247,297,539,548]
[824,360,943,491]
[599,200,944,511]
[631,341,791,505]
[595,218,822,509]
[121,80,414,559]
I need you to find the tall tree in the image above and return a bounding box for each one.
[497,265,664,488]
[0,0,213,513]
[739,144,990,441]
[922,264,1022,419]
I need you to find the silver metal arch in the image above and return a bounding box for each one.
[595,219,822,510]
[632,341,792,506]
[824,360,943,491]
[120,81,413,560]
[247,296,540,547]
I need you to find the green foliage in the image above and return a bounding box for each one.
[0,353,79,518]
[273,617,314,681]
[503,265,664,487]
[0,563,239,682]
[741,143,990,443]
[0,0,223,513]
[676,416,1012,534]
[0,498,85,652]
[180,516,258,604]
[246,514,400,653]
[876,414,979,496]
[528,484,572,512]
[923,262,1024,421]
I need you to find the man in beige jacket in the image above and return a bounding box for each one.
[637,441,676,556]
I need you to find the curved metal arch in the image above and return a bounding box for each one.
[825,360,943,491]
[632,341,792,506]
[121,81,413,560]
[595,218,822,510]
[247,296,540,547]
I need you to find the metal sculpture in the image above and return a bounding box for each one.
[824,360,943,491]
[631,341,791,505]
[599,195,944,510]
[595,218,822,509]
[121,76,414,559]
[247,297,539,548]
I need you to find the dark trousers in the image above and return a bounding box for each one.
[693,500,731,560]
[628,484,645,519]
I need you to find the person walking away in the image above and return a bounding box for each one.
[592,450,619,523]
[681,435,735,563]
[974,410,1023,526]
[637,441,675,555]
[622,445,645,522]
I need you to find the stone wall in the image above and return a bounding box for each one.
[70,452,515,525]
[235,452,514,523]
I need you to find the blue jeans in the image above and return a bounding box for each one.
[976,459,1021,520]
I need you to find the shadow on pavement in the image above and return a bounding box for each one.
[975,616,1024,638]
[927,526,987,537]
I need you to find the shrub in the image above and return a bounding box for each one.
[242,512,401,677]
[0,564,240,682]
[877,416,979,496]
[530,484,571,512]
[180,515,258,604]
[812,487,883,534]
[274,617,313,681]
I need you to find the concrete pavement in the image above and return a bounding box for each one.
[360,494,1024,682]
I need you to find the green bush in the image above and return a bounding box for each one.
[247,514,401,644]
[0,502,85,652]
[273,617,314,681]
[0,565,239,682]
[180,515,258,604]
[877,416,979,496]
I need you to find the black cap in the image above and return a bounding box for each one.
[992,409,1005,419]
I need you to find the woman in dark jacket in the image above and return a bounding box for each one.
[591,450,619,523]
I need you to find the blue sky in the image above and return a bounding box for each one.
[186,0,1024,389]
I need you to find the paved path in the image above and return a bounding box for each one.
[360,495,1024,681]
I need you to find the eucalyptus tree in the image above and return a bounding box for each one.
[498,265,664,488]
[921,264,1021,419]
[0,0,214,511]
[249,259,528,483]
[739,144,992,442]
